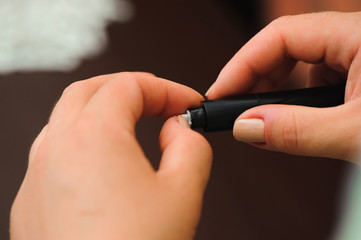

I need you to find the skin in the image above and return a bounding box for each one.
[207,12,361,162]
[10,72,212,240]
[10,11,361,240]
[263,0,361,22]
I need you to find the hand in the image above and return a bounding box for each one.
[10,72,212,240]
[206,12,361,162]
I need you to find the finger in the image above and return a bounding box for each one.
[48,74,114,130]
[307,63,346,87]
[233,102,361,162]
[80,72,204,135]
[49,72,156,131]
[42,72,203,176]
[207,12,361,99]
[157,117,212,194]
[247,59,297,93]
[346,48,361,101]
[72,72,204,167]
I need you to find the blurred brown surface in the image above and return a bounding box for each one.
[0,0,356,239]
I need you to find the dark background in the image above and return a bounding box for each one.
[0,0,357,239]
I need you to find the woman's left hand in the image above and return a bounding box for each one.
[10,72,212,240]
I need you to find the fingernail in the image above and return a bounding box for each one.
[178,115,190,128]
[233,119,265,143]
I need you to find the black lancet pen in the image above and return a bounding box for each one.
[181,84,345,132]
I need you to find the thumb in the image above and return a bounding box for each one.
[233,103,361,162]
[157,116,212,194]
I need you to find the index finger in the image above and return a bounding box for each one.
[49,73,205,174]
[76,73,206,174]
[207,12,361,99]
[81,72,204,134]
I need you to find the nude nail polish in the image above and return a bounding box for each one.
[233,119,265,143]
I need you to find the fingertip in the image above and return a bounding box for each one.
[237,104,358,160]
[158,117,212,191]
[159,116,210,153]
[233,118,265,143]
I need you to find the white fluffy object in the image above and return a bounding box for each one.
[0,0,133,73]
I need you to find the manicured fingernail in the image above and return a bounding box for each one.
[233,119,265,143]
[178,115,190,128]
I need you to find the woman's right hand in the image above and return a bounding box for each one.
[206,12,361,162]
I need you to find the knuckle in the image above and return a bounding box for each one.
[72,113,95,139]
[264,15,294,43]
[115,71,133,79]
[62,80,86,96]
[270,111,300,152]
[134,71,156,77]
[28,142,48,169]
[108,72,138,89]
[280,112,299,152]
[269,15,293,29]
[114,71,137,81]
[114,71,156,82]
[65,113,98,150]
[70,112,126,147]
